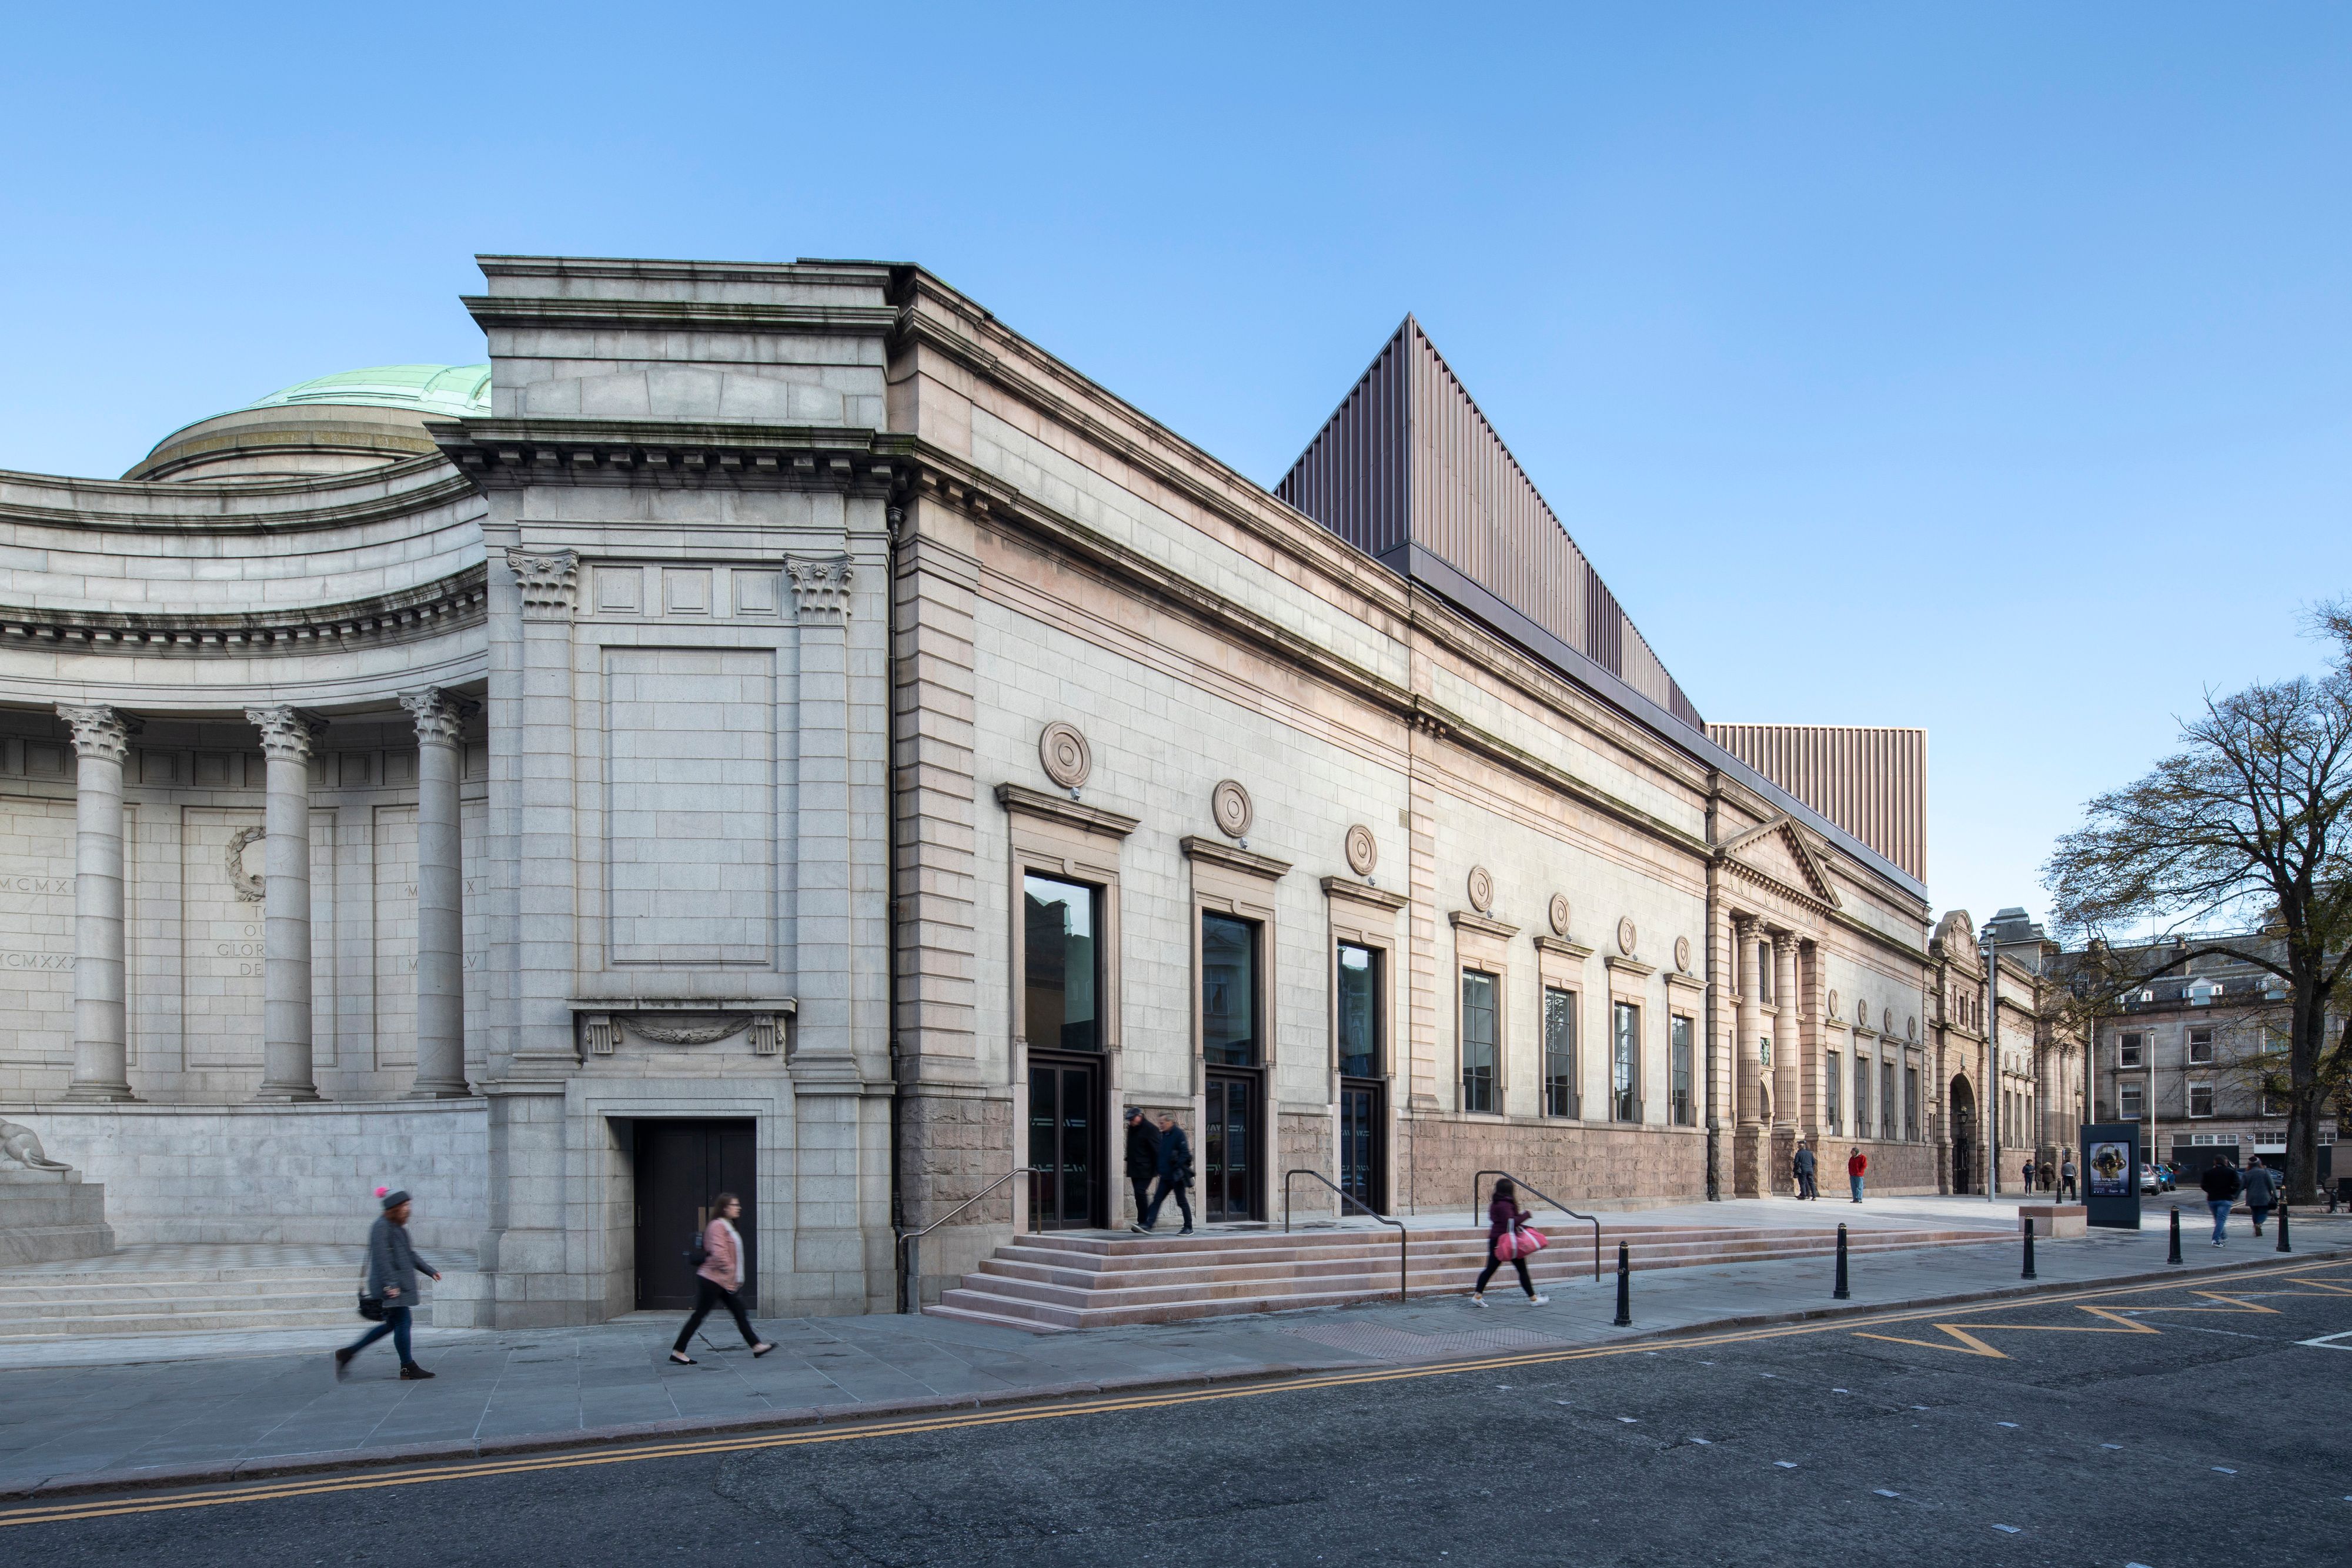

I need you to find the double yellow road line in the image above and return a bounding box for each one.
[6,1255,2343,1530]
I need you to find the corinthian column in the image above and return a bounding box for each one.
[58,704,138,1102]
[247,706,323,1102]
[1732,915,1761,1126]
[1772,932,1801,1127]
[401,688,470,1098]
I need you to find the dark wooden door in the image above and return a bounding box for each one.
[1339,1079,1385,1214]
[1028,1055,1102,1229]
[634,1119,757,1310]
[1204,1071,1261,1222]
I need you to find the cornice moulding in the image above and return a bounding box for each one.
[1448,909,1521,941]
[1179,835,1292,881]
[1532,934,1593,961]
[1663,970,1704,993]
[0,463,480,536]
[1604,954,1658,979]
[0,563,487,657]
[431,420,914,494]
[994,783,1140,840]
[1320,875,1407,913]
[461,295,899,335]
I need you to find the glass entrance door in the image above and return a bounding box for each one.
[1028,1056,1102,1229]
[1339,1079,1384,1213]
[1204,1071,1260,1222]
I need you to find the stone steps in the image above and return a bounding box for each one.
[0,1264,428,1339]
[930,1222,2010,1332]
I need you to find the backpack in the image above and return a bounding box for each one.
[683,1228,708,1268]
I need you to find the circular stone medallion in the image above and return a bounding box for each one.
[1826,988,1840,1018]
[1211,779,1253,838]
[1345,824,1378,877]
[1548,894,1572,938]
[1466,865,1494,913]
[1883,1007,1896,1035]
[1616,916,1638,956]
[1674,935,1692,972]
[1038,721,1091,789]
[1907,1014,1919,1041]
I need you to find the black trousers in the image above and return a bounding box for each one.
[1142,1176,1193,1230]
[1796,1172,1818,1199]
[1474,1252,1534,1296]
[673,1277,760,1352]
[1130,1175,1155,1222]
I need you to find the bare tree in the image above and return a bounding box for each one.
[2044,614,2352,1204]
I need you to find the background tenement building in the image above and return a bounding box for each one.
[0,256,2061,1322]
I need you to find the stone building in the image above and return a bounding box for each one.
[0,255,2057,1323]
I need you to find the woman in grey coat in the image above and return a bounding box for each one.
[336,1187,442,1381]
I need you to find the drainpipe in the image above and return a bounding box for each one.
[1704,771,1721,1202]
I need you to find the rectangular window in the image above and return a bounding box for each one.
[1825,1050,1843,1134]
[2187,1028,2213,1065]
[1853,1053,1872,1139]
[2187,1082,2213,1118]
[2119,1082,2144,1119]
[1882,1062,1897,1146]
[1669,1015,1694,1126]
[1758,943,1774,1004]
[1905,1066,1920,1141]
[1460,970,1498,1113]
[1336,942,1379,1079]
[2118,1032,2143,1068]
[1611,1001,1641,1122]
[1201,911,1259,1066]
[1543,987,1579,1118]
[1024,873,1102,1051]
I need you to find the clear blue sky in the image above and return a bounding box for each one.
[5,3,2346,933]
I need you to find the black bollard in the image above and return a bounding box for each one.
[1833,1222,1851,1300]
[1612,1241,1632,1327]
[2276,1204,2291,1254]
[2021,1219,2037,1281]
[2167,1206,2183,1266]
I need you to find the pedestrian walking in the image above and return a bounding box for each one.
[2240,1156,2278,1238]
[670,1192,773,1363]
[2059,1152,2076,1201]
[336,1188,443,1382]
[1469,1177,1548,1308]
[2199,1157,2241,1247]
[2022,1155,2037,1192]
[1847,1146,1867,1203]
[1792,1141,1818,1200]
[1138,1112,1194,1234]
[1122,1107,1161,1230]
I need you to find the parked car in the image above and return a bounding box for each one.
[2140,1164,2162,1195]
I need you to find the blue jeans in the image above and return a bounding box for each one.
[1849,1175,1864,1202]
[2207,1200,2233,1241]
[344,1303,414,1365]
[1141,1177,1193,1230]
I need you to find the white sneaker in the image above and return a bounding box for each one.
[1468,1293,1487,1308]
[1524,1294,1550,1306]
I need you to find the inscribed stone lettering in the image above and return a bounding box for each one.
[0,796,77,1077]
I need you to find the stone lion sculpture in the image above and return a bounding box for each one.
[0,1119,73,1172]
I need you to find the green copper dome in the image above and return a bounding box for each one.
[238,363,492,420]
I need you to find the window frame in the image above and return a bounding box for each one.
[1852,1051,1873,1140]
[2119,1081,2145,1120]
[1609,999,1642,1124]
[1668,1012,1694,1126]
[2118,1032,2144,1068]
[1825,1048,1843,1135]
[1460,967,1501,1115]
[1542,985,1580,1119]
[1905,1063,1920,1141]
[2187,1081,2214,1119]
[1334,939,1383,1082]
[1021,870,1107,1055]
[2186,1027,2213,1065]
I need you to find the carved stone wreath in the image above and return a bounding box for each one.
[1038,721,1091,790]
[226,826,266,902]
[1674,935,1692,972]
[1344,824,1378,878]
[628,1016,751,1047]
[1548,894,1572,938]
[1466,865,1494,914]
[1616,916,1638,956]
[1211,779,1252,838]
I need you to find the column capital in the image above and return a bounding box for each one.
[505,547,579,619]
[245,706,323,763]
[786,554,855,623]
[399,687,475,748]
[1771,929,1801,955]
[56,703,134,763]
[1730,911,1759,937]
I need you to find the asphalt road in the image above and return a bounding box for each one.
[9,1258,2349,1567]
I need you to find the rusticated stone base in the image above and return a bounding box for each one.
[1398,1114,1707,1214]
[1278,1108,1335,1218]
[1732,1124,1766,1197]
[894,1086,1014,1307]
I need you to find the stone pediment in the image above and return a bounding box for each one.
[1716,813,1840,910]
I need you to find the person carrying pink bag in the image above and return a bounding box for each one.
[1469,1177,1549,1308]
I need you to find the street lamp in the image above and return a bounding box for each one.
[1982,927,1999,1203]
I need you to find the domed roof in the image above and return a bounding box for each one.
[238,363,492,420]
[128,363,492,483]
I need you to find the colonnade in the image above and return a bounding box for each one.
[52,690,472,1103]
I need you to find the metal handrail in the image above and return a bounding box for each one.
[1474,1169,1603,1281]
[896,1166,1036,1314]
[1284,1169,1410,1303]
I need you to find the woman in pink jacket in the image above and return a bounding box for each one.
[670,1192,774,1363]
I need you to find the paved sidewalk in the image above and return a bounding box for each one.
[1,1201,2341,1499]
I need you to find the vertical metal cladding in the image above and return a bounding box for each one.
[1705,724,1927,882]
[1279,317,1703,725]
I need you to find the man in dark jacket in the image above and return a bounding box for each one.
[2240,1156,2280,1237]
[2200,1158,2242,1246]
[1122,1108,1161,1232]
[1792,1142,1818,1200]
[1140,1113,1194,1235]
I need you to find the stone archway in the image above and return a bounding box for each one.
[1949,1075,1978,1195]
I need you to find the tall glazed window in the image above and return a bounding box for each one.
[1337,941,1380,1078]
[1882,1061,1897,1144]
[1023,874,1102,1051]
[1543,987,1578,1117]
[1461,970,1498,1113]
[1669,1015,1693,1125]
[1611,1001,1640,1122]
[1905,1066,1920,1140]
[1853,1053,1872,1139]
[1201,912,1259,1066]
[1826,1050,1843,1133]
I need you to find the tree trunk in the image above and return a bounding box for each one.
[2287,976,2326,1205]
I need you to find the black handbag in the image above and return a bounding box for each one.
[683,1231,709,1268]
[357,1292,385,1322]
